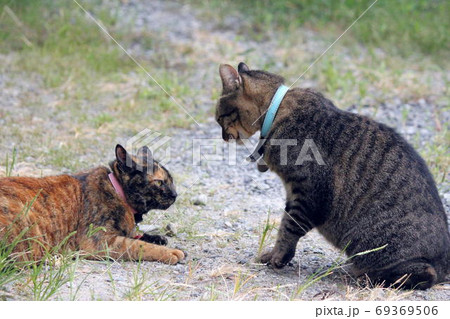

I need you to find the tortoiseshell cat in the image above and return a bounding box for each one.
[216,62,449,289]
[0,144,184,264]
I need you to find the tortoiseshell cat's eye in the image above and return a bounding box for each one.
[153,180,163,187]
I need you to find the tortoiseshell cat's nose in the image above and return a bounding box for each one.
[170,189,177,199]
[222,129,229,141]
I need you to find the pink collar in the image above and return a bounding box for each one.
[108,173,137,214]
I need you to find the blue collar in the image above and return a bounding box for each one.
[260,85,289,138]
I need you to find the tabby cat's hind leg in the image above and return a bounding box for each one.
[365,260,438,290]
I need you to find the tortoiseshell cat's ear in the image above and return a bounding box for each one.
[219,64,241,92]
[136,146,154,168]
[115,144,135,171]
[136,145,152,158]
[238,62,250,73]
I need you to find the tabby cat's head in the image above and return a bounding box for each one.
[110,144,177,216]
[216,62,284,144]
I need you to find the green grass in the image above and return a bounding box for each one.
[0,0,135,87]
[194,0,449,62]
[0,190,72,300]
[190,0,448,120]
[91,113,114,128]
[0,0,197,140]
[419,128,449,184]
[0,223,30,289]
[257,211,276,256]
[4,147,17,177]
[0,0,199,172]
[0,0,448,301]
[123,259,175,300]
[291,244,388,299]
[27,252,74,301]
[0,175,91,300]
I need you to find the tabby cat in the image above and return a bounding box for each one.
[0,144,184,264]
[216,62,449,289]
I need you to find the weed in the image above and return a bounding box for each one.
[0,190,43,291]
[401,106,410,127]
[66,253,90,301]
[4,147,17,177]
[0,189,81,300]
[92,113,114,128]
[46,145,81,171]
[105,264,118,299]
[207,284,219,301]
[86,224,107,238]
[419,128,449,184]
[123,256,176,301]
[124,258,147,301]
[232,271,256,299]
[292,244,388,299]
[27,252,72,301]
[26,230,78,301]
[0,226,29,289]
[185,260,201,285]
[257,211,276,256]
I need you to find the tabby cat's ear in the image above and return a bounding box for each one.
[115,144,133,170]
[219,64,242,92]
[238,62,250,73]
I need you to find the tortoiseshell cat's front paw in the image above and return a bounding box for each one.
[140,234,168,246]
[160,248,185,265]
[259,248,294,269]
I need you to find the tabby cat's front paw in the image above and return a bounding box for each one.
[259,248,293,269]
[257,162,269,172]
[161,248,185,265]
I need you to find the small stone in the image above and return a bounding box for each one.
[237,258,247,264]
[138,224,159,233]
[224,221,233,229]
[191,194,207,206]
[418,98,426,107]
[174,264,185,272]
[255,182,270,190]
[403,126,416,135]
[178,233,187,240]
[164,223,177,237]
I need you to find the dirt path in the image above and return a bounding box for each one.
[0,0,448,300]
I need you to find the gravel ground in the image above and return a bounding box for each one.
[0,0,449,300]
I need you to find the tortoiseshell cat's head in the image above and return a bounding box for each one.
[216,62,284,144]
[109,144,177,221]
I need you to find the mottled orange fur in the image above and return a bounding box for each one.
[0,145,184,264]
[0,175,82,259]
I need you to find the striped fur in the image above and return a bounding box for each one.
[216,63,449,289]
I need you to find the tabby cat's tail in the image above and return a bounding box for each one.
[368,260,439,290]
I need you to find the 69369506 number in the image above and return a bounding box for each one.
[375,306,438,316]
